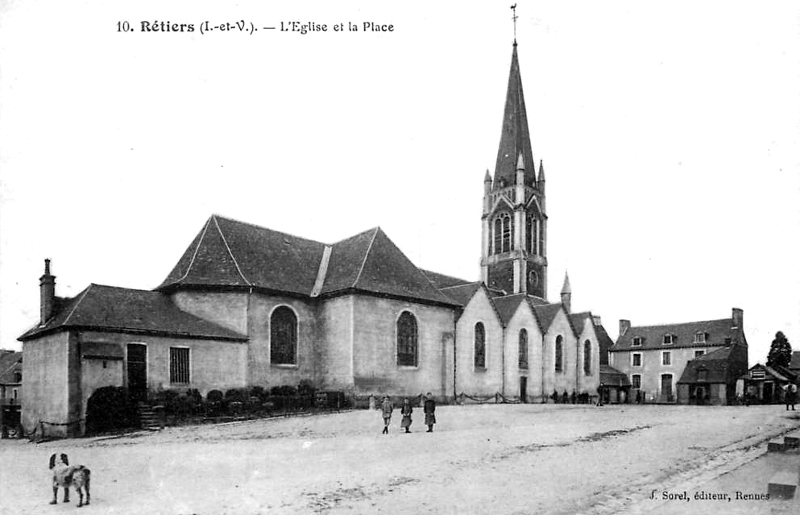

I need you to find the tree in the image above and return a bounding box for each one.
[766,331,792,369]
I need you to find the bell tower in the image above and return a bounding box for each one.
[480,40,548,299]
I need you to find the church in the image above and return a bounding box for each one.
[19,40,606,437]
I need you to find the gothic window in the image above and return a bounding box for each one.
[397,311,418,367]
[271,306,297,365]
[502,214,512,252]
[518,329,528,369]
[584,340,592,375]
[537,220,544,255]
[474,322,486,369]
[555,335,563,373]
[525,215,533,253]
[493,217,502,255]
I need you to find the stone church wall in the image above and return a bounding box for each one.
[350,295,454,398]
[504,304,544,401]
[318,295,355,390]
[172,290,249,335]
[455,288,504,397]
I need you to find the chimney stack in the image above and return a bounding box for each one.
[40,258,55,325]
[592,315,602,327]
[732,308,743,330]
[619,319,631,337]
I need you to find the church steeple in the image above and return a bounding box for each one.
[480,38,548,299]
[493,44,536,190]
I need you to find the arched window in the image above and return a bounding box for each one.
[502,214,513,252]
[474,322,486,368]
[525,215,533,253]
[555,335,563,373]
[518,329,528,369]
[493,217,502,255]
[270,306,297,365]
[397,311,418,367]
[584,340,592,375]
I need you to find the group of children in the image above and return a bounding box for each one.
[380,393,436,434]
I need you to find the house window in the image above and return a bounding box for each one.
[474,322,486,368]
[14,371,21,383]
[694,350,705,358]
[169,347,190,384]
[662,351,672,366]
[13,388,19,400]
[397,311,418,367]
[632,375,641,389]
[632,353,642,367]
[271,306,297,365]
[518,329,528,369]
[663,334,674,345]
[698,369,708,382]
[632,337,643,347]
[694,332,707,344]
[555,335,563,373]
[584,340,592,375]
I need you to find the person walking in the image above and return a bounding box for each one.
[596,383,604,407]
[423,392,436,432]
[786,382,797,411]
[381,396,393,434]
[400,398,413,433]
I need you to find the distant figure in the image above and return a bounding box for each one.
[561,390,569,404]
[635,390,642,404]
[570,391,577,404]
[551,390,559,404]
[424,393,436,432]
[400,398,413,433]
[596,383,604,406]
[381,396,394,434]
[786,383,797,411]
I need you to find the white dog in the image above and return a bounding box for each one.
[49,453,91,507]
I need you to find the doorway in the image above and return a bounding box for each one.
[520,376,527,403]
[127,344,147,403]
[661,374,673,402]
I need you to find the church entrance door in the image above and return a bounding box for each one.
[520,376,527,403]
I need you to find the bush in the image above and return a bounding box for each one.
[206,390,224,416]
[86,386,137,435]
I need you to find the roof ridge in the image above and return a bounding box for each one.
[212,215,252,286]
[174,216,212,284]
[211,213,326,246]
[61,285,94,327]
[352,227,380,288]
[439,281,482,291]
[630,318,730,330]
[329,226,380,246]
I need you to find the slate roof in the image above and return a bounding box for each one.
[439,282,483,306]
[493,44,537,189]
[743,363,795,382]
[600,364,631,387]
[594,323,615,366]
[492,294,527,326]
[533,303,575,337]
[18,284,247,342]
[677,345,747,384]
[569,312,593,336]
[421,270,472,290]
[158,215,457,308]
[612,317,737,352]
[0,351,22,384]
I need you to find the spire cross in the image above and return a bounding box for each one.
[511,4,518,43]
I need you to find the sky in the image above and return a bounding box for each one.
[1,0,798,366]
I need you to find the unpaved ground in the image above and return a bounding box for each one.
[1,404,798,514]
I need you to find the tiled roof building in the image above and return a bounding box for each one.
[18,38,608,436]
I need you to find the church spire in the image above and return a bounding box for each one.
[493,42,535,190]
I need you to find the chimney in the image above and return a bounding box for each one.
[732,308,743,330]
[592,315,602,327]
[40,258,56,325]
[619,319,631,337]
